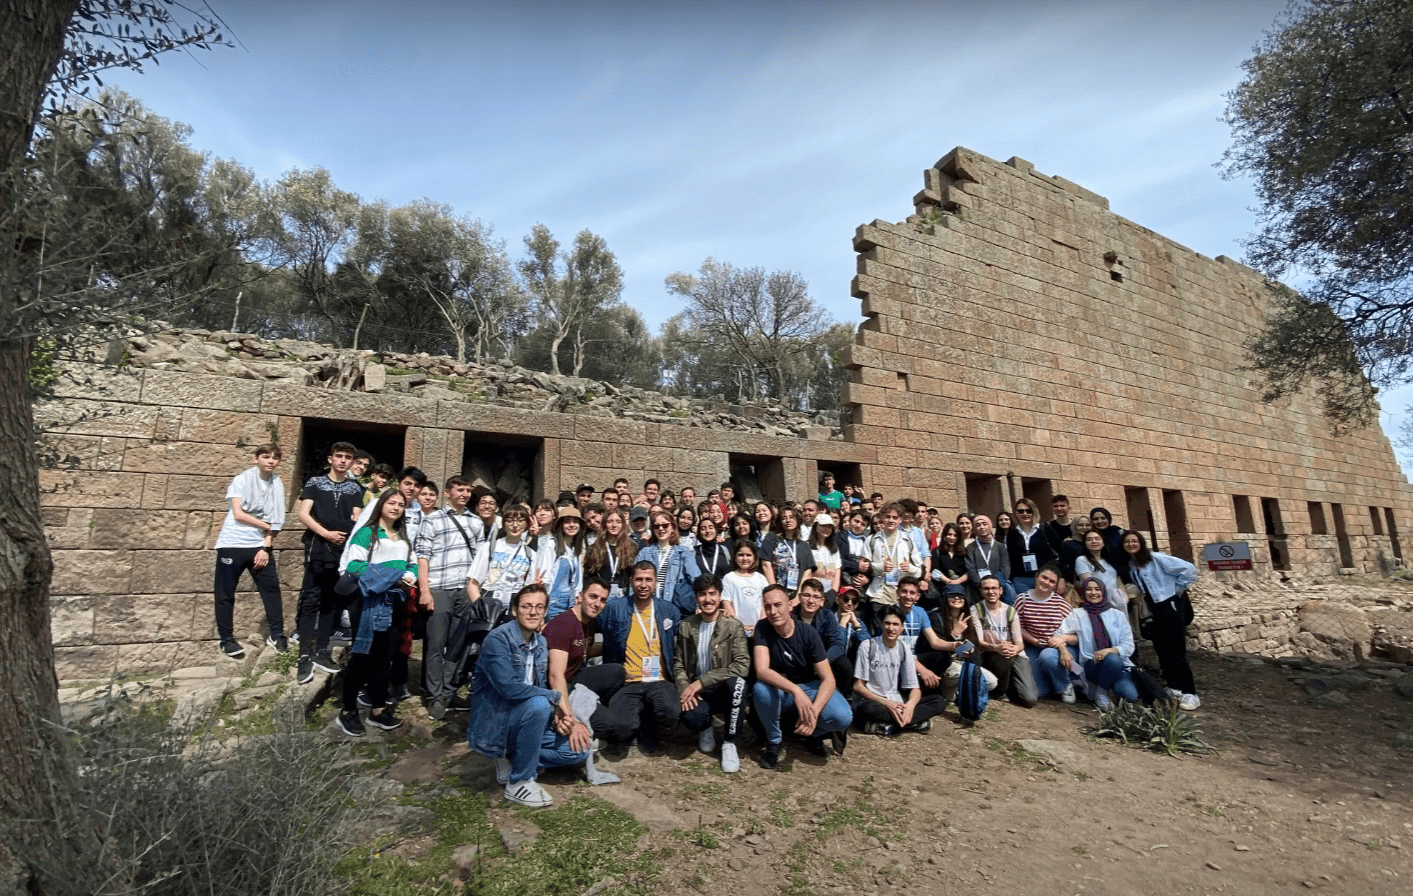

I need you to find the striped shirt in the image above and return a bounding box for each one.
[414,507,482,592]
[1014,591,1072,643]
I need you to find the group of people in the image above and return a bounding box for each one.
[212,446,1202,807]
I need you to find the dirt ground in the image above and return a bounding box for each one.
[369,647,1412,896]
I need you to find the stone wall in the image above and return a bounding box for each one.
[841,147,1413,580]
[39,145,1413,677]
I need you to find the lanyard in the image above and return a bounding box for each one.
[976,541,993,569]
[633,603,657,647]
[607,549,618,579]
[700,543,723,574]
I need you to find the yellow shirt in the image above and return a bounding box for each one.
[624,604,661,683]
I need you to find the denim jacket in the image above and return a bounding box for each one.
[634,543,702,616]
[599,596,681,672]
[467,621,560,758]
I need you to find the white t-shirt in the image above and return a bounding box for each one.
[721,570,768,635]
[812,545,841,576]
[853,637,918,703]
[214,467,285,550]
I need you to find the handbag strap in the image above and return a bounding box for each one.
[445,511,478,555]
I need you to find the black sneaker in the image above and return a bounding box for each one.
[389,685,410,703]
[447,694,471,713]
[296,655,314,684]
[329,627,351,643]
[356,688,374,709]
[266,635,289,653]
[336,711,365,737]
[830,730,849,756]
[312,652,340,675]
[759,744,782,770]
[366,709,403,731]
[220,639,246,659]
[802,737,829,758]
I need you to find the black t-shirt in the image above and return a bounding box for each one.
[755,619,827,684]
[930,546,968,581]
[300,474,362,563]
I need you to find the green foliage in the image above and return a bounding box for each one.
[1223,0,1413,428]
[28,338,60,390]
[1091,701,1214,757]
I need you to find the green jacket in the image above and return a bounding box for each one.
[672,613,750,691]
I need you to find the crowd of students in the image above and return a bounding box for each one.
[212,445,1201,808]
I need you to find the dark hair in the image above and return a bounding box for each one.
[979,574,1001,589]
[397,466,428,486]
[1052,494,1069,504]
[877,605,907,625]
[897,575,922,593]
[798,578,826,598]
[729,513,754,537]
[1089,506,1113,524]
[332,442,358,457]
[582,577,610,595]
[1123,530,1154,566]
[693,573,722,594]
[899,498,918,515]
[445,475,472,490]
[644,478,661,489]
[762,583,790,602]
[940,522,965,555]
[730,539,760,571]
[534,498,556,516]
[632,560,657,574]
[1037,562,1062,579]
[585,502,606,516]
[252,443,282,459]
[614,477,629,487]
[583,509,635,577]
[421,480,439,494]
[511,583,548,611]
[370,462,396,479]
[468,484,494,504]
[367,489,408,537]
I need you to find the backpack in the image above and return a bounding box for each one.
[446,596,512,688]
[956,656,989,722]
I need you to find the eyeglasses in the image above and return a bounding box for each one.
[1015,509,1032,515]
[653,523,673,530]
[518,604,547,613]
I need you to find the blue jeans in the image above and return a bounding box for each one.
[1000,581,1018,606]
[751,680,853,745]
[1083,654,1138,703]
[1024,644,1077,698]
[505,695,590,784]
[1010,576,1036,597]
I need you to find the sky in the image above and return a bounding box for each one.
[102,0,1413,474]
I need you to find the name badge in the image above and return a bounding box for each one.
[609,584,623,599]
[641,655,662,682]
[885,569,901,585]
[1023,553,1038,572]
[786,570,799,589]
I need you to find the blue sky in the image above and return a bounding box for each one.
[105,0,1413,473]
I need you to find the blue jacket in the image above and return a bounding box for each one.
[796,606,848,662]
[634,543,702,616]
[467,621,560,758]
[352,564,405,655]
[599,596,681,672]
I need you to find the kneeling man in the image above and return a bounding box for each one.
[673,574,749,773]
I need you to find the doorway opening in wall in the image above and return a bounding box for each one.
[1125,486,1159,549]
[1262,497,1291,571]
[1369,506,1385,536]
[816,461,863,502]
[964,473,1005,517]
[297,418,406,487]
[1161,490,1193,562]
[462,432,543,506]
[728,454,785,504]
[1021,478,1054,521]
[1330,503,1355,569]
[1385,508,1403,563]
[1233,495,1256,533]
[1307,501,1328,535]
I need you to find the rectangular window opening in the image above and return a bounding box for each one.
[1233,495,1256,533]
[729,453,786,505]
[1330,503,1355,569]
[1370,506,1385,536]
[297,418,407,487]
[461,432,543,506]
[816,462,863,505]
[1161,489,1193,562]
[1125,486,1159,549]
[1307,501,1328,535]
[1021,478,1055,521]
[1262,498,1291,571]
[1385,508,1403,561]
[964,473,1005,519]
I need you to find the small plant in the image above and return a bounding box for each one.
[1091,701,1213,757]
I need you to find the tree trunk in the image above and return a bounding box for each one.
[548,327,566,376]
[0,3,104,892]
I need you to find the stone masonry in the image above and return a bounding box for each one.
[37,146,1413,678]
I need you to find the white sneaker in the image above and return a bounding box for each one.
[1060,683,1076,704]
[720,742,740,774]
[1094,692,1112,712]
[1179,693,1201,711]
[495,757,511,784]
[698,726,717,754]
[1166,687,1182,701]
[504,779,552,808]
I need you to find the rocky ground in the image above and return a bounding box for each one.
[62,640,1413,896]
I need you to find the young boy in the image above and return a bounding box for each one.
[295,441,363,683]
[350,449,372,484]
[363,463,395,507]
[212,444,288,659]
[818,472,844,512]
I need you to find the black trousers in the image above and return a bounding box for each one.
[679,676,746,742]
[570,663,626,702]
[343,593,393,711]
[1149,597,1197,695]
[853,688,946,727]
[596,680,679,742]
[296,556,344,658]
[213,547,284,641]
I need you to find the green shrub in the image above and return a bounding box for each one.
[1091,701,1213,757]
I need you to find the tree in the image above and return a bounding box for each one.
[1222,0,1413,429]
[516,302,660,388]
[378,200,524,363]
[265,166,363,345]
[1,2,227,891]
[517,224,623,376]
[664,258,833,405]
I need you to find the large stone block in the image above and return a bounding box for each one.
[51,596,96,647]
[45,508,94,550]
[1296,601,1371,660]
[50,550,134,595]
[39,470,147,509]
[177,409,279,445]
[128,550,210,594]
[35,399,160,438]
[142,369,264,411]
[262,381,433,426]
[122,441,250,478]
[87,509,192,550]
[50,364,144,402]
[440,402,565,437]
[91,592,200,644]
[162,474,235,511]
[54,645,120,681]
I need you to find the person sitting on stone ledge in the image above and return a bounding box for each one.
[969,575,1038,707]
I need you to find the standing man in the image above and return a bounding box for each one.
[966,515,1015,604]
[863,503,922,619]
[414,475,480,717]
[468,584,591,809]
[213,443,288,659]
[1043,495,1076,552]
[673,574,749,773]
[575,483,596,512]
[818,472,844,512]
[295,441,362,682]
[752,584,853,768]
[597,561,682,752]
